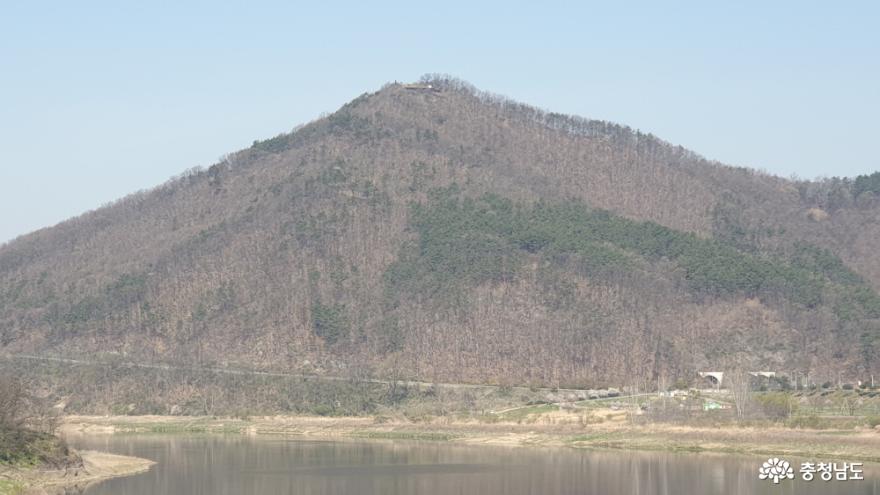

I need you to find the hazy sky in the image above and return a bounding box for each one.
[1,1,878,244]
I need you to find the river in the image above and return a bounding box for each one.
[67,435,879,494]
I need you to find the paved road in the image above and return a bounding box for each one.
[4,353,599,395]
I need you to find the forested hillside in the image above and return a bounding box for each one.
[2,76,879,393]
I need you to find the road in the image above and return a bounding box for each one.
[5,353,602,396]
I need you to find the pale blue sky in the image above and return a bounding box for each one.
[1,1,878,244]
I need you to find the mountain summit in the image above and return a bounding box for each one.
[2,76,879,388]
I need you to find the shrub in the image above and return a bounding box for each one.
[787,415,822,429]
[755,392,798,419]
[312,404,333,416]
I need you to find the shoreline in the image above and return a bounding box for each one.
[0,450,154,495]
[60,414,880,464]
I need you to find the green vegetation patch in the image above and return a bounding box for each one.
[110,421,248,435]
[853,171,880,197]
[311,302,350,344]
[43,271,151,331]
[349,431,457,441]
[0,429,66,467]
[0,479,25,495]
[386,187,880,314]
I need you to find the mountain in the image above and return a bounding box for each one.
[2,75,880,392]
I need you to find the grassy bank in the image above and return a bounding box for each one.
[0,450,153,495]
[61,410,880,464]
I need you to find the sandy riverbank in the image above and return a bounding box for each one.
[0,450,154,495]
[60,414,880,463]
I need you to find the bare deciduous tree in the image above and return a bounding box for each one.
[726,368,752,419]
[0,375,25,430]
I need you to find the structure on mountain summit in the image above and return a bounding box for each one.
[403,83,440,92]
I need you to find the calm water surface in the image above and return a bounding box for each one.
[66,435,879,495]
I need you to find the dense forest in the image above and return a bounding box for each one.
[1,76,879,409]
